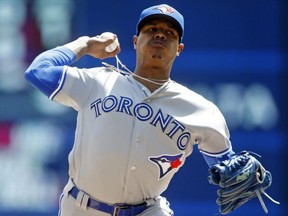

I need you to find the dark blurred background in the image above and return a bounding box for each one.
[0,0,287,215]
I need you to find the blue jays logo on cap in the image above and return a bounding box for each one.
[149,153,183,180]
[156,5,175,14]
[136,4,184,42]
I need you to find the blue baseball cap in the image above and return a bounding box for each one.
[136,4,184,42]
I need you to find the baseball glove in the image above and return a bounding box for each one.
[208,151,280,214]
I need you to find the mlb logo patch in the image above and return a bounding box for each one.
[149,153,183,180]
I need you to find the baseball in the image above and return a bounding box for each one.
[100,32,119,52]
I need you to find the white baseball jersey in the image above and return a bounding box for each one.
[52,65,231,205]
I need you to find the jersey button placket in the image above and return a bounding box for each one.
[131,138,141,171]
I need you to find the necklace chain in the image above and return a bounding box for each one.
[102,55,170,86]
[131,73,170,86]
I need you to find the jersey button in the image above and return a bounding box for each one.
[145,99,151,103]
[130,166,136,171]
[136,137,141,143]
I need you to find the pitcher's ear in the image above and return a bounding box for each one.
[133,35,138,49]
[177,43,184,55]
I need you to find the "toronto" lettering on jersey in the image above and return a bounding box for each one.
[90,95,191,150]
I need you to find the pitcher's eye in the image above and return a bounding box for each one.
[148,27,157,32]
[166,30,173,35]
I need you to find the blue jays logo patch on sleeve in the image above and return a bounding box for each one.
[149,153,183,180]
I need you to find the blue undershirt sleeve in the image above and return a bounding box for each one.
[201,149,235,167]
[25,46,76,98]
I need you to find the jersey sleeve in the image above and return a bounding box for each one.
[52,66,107,110]
[25,46,76,98]
[193,101,233,166]
[25,46,101,110]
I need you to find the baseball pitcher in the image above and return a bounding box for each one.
[25,4,279,216]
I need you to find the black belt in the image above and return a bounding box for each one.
[69,186,149,216]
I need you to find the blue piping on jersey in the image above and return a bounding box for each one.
[49,69,67,100]
[25,46,76,99]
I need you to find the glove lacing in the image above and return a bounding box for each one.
[256,188,280,213]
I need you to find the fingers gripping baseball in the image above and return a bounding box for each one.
[86,32,120,59]
[100,32,120,53]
